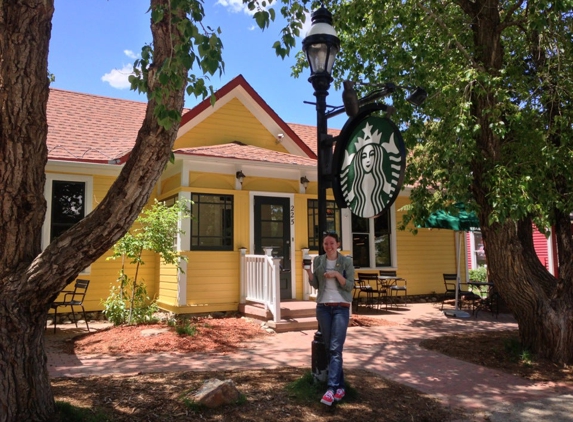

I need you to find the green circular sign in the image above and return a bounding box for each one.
[338,115,405,218]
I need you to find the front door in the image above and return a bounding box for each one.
[254,196,292,299]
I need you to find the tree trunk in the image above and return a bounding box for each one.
[464,0,573,365]
[0,300,54,421]
[483,220,573,363]
[0,1,192,420]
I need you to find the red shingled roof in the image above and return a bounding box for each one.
[288,123,341,156]
[175,142,317,166]
[46,81,325,165]
[47,88,147,163]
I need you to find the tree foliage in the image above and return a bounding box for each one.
[248,0,573,364]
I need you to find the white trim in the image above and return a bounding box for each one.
[547,229,555,275]
[43,173,94,274]
[46,160,123,177]
[249,191,296,299]
[341,208,352,252]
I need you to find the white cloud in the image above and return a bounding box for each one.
[124,49,138,59]
[216,0,249,14]
[101,64,134,89]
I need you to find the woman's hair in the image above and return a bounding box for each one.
[323,231,340,242]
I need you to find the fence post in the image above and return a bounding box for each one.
[239,247,247,304]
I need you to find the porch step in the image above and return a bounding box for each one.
[239,300,317,333]
[266,316,318,333]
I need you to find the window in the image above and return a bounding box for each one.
[43,174,93,249]
[307,199,341,250]
[470,231,486,269]
[351,208,392,268]
[50,181,85,242]
[190,193,233,251]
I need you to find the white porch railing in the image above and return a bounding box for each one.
[240,248,281,322]
[302,250,318,300]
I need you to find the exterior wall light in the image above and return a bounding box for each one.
[236,170,246,184]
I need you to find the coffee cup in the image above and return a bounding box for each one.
[303,258,312,269]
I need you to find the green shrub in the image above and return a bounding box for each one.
[175,321,197,336]
[103,199,191,325]
[469,266,487,282]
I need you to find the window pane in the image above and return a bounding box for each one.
[307,199,341,249]
[50,181,85,242]
[352,233,370,268]
[374,209,391,266]
[352,209,392,268]
[190,194,233,250]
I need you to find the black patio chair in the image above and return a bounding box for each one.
[379,270,408,307]
[441,273,480,311]
[49,279,90,334]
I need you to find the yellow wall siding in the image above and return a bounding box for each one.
[161,173,181,194]
[175,98,290,153]
[157,262,179,307]
[393,196,459,296]
[183,251,240,309]
[189,172,235,190]
[241,177,298,194]
[233,191,251,249]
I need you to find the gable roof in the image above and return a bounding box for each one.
[46,76,326,166]
[178,75,317,159]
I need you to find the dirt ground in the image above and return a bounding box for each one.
[49,314,572,421]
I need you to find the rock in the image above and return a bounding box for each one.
[190,378,240,408]
[140,328,169,337]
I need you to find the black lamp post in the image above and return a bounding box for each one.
[302,6,340,255]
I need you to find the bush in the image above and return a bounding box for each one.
[103,199,191,325]
[469,266,487,282]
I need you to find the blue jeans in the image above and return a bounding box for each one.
[316,304,350,390]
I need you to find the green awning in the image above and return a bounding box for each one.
[424,204,479,232]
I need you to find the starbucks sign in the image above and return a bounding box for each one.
[333,105,406,218]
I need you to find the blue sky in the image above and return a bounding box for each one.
[49,0,347,128]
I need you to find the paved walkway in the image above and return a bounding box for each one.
[46,303,573,421]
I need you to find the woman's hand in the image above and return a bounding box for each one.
[324,271,345,286]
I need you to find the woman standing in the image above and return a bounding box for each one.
[305,232,354,406]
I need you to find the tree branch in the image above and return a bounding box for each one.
[418,2,483,71]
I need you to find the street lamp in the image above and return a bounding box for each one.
[302,6,340,255]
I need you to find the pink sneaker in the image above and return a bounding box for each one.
[320,389,335,406]
[334,388,345,401]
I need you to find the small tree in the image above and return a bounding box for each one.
[104,198,191,325]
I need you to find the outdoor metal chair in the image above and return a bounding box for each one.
[49,279,90,334]
[379,270,408,307]
[441,273,480,311]
[357,272,386,309]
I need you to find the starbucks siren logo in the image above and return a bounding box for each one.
[340,117,404,218]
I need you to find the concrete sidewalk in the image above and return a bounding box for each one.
[46,303,573,421]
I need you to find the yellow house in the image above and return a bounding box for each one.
[45,75,460,321]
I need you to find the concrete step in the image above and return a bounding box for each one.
[239,300,317,333]
[265,316,318,333]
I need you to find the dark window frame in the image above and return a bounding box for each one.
[351,208,392,268]
[50,180,86,243]
[190,193,234,251]
[307,199,341,250]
